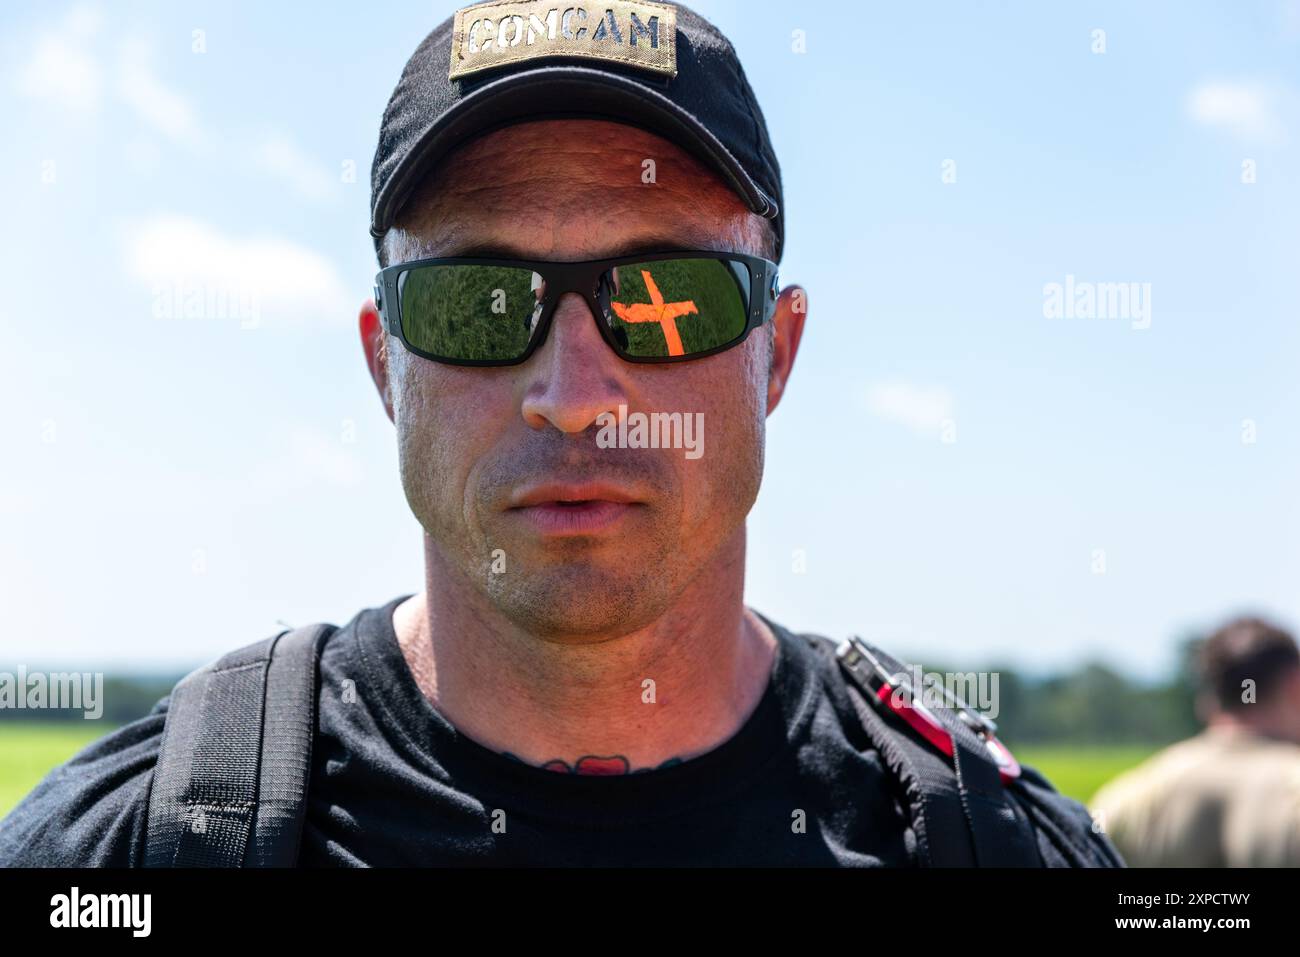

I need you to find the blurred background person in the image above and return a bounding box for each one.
[1090,617,1300,866]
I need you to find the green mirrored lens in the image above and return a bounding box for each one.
[399,264,542,361]
[603,258,750,358]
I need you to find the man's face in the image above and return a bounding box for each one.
[362,119,801,642]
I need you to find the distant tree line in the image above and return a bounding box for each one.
[0,674,180,726]
[895,633,1204,746]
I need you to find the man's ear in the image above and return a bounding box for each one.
[765,284,807,416]
[360,298,395,423]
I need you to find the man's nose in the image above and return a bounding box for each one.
[520,292,629,434]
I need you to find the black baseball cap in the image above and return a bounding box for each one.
[369,0,784,262]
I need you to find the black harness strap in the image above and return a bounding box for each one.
[248,623,334,866]
[144,624,333,868]
[945,689,1040,867]
[840,679,978,865]
[834,636,1041,867]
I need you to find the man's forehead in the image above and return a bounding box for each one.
[419,118,744,205]
[392,211,762,263]
[389,119,762,261]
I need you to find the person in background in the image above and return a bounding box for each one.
[1091,616,1300,866]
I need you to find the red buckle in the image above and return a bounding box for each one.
[838,637,1021,784]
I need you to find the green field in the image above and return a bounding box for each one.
[1011,745,1158,804]
[0,723,118,819]
[0,721,1160,821]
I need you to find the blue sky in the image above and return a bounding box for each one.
[2,1,1297,677]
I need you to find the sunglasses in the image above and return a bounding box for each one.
[373,250,779,366]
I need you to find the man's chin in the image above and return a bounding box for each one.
[483,564,674,643]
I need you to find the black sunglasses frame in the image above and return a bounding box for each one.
[373,250,780,367]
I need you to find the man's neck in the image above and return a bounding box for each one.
[392,530,778,773]
[1207,713,1299,746]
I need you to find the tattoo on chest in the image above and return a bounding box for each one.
[500,752,685,774]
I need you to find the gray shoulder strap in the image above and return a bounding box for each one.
[143,623,334,867]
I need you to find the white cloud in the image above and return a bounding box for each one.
[254,134,337,202]
[863,381,955,436]
[15,5,103,110]
[15,11,206,148]
[1186,80,1283,142]
[115,37,203,147]
[15,11,336,210]
[122,214,352,326]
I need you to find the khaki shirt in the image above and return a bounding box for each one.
[1090,725,1300,867]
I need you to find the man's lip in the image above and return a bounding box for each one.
[508,483,644,510]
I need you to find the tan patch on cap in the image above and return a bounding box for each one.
[449,0,677,81]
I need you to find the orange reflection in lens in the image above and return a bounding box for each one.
[609,269,698,356]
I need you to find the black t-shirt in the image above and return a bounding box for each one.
[0,595,1097,867]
